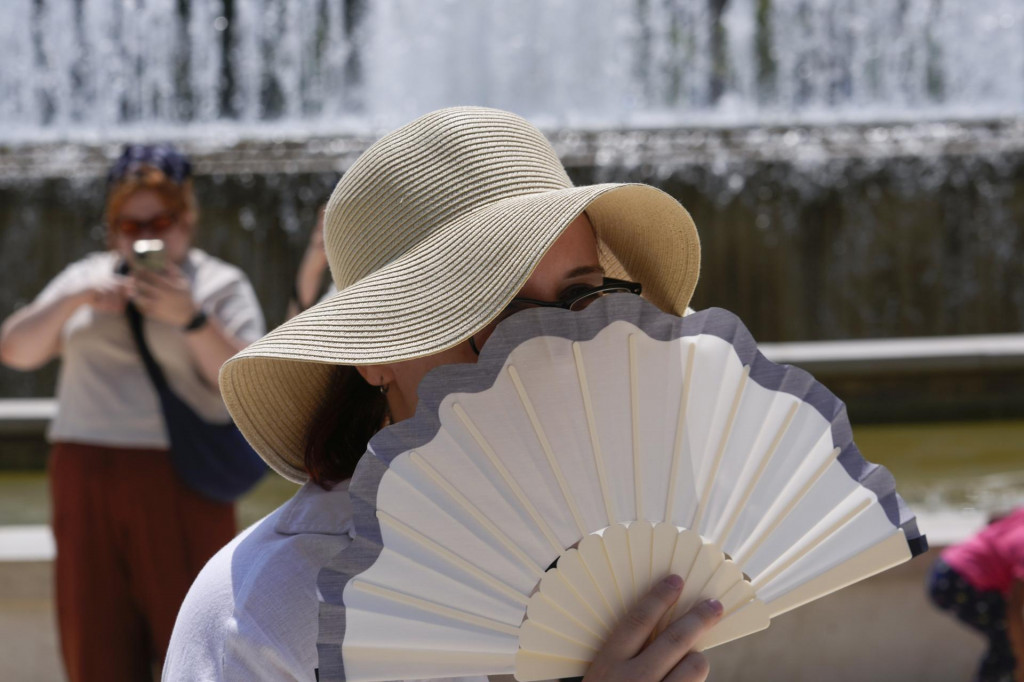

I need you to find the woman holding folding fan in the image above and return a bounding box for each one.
[0,144,264,682]
[164,107,719,682]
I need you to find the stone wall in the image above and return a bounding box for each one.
[2,123,1023,405]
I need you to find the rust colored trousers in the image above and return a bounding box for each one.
[49,442,236,682]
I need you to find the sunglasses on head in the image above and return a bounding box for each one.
[112,211,179,237]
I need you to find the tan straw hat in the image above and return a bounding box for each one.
[220,106,701,483]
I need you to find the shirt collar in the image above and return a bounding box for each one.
[274,479,354,536]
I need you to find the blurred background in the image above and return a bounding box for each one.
[1,0,1022,680]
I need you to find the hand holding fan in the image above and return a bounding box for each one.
[317,295,927,681]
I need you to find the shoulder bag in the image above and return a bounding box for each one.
[126,301,267,503]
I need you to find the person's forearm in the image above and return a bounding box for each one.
[0,292,87,370]
[182,316,251,388]
[295,249,328,310]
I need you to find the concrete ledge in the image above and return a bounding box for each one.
[760,333,1024,375]
[0,399,56,436]
[0,526,55,562]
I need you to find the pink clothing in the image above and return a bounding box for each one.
[942,508,1024,594]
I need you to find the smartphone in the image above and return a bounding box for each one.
[132,239,166,272]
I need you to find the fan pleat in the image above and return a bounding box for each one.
[452,403,564,554]
[386,458,544,591]
[507,365,589,536]
[710,398,800,545]
[571,341,620,526]
[764,530,910,617]
[663,340,698,524]
[376,511,529,606]
[405,451,541,576]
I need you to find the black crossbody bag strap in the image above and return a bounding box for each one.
[125,300,170,392]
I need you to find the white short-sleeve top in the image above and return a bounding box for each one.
[35,248,265,448]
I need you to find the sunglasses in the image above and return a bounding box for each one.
[470,278,643,354]
[112,211,179,237]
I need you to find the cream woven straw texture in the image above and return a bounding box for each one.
[221,106,701,483]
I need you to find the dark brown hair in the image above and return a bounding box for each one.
[304,365,389,487]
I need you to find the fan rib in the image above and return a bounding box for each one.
[693,365,751,532]
[730,446,841,566]
[693,597,771,651]
[751,495,873,591]
[452,404,564,554]
[670,541,723,624]
[507,365,587,536]
[409,452,542,573]
[376,510,529,606]
[627,521,655,604]
[628,334,643,519]
[519,620,599,660]
[603,525,635,613]
[349,580,521,636]
[529,591,606,640]
[713,400,800,545]
[578,533,628,616]
[346,646,515,681]
[699,560,744,606]
[559,547,617,629]
[515,650,590,682]
[621,527,642,607]
[571,342,617,525]
[653,527,699,636]
[664,342,696,523]
[718,576,758,616]
[651,522,681,582]
[542,560,613,633]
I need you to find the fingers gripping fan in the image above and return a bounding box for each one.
[317,296,927,681]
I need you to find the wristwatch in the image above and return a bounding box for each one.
[183,309,209,333]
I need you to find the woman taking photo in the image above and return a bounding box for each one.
[166,108,719,682]
[0,144,265,682]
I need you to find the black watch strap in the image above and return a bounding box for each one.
[183,309,208,332]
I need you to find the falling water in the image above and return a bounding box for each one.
[2,0,1023,141]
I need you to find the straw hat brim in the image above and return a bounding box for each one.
[221,182,699,483]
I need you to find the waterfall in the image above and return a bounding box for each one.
[2,0,1022,142]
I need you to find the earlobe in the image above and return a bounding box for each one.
[355,364,396,391]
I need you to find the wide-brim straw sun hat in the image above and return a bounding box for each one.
[220,106,701,483]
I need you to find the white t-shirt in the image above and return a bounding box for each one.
[36,248,265,448]
[164,481,489,682]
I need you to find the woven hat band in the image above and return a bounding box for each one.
[325,108,573,290]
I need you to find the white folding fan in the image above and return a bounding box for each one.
[316,295,927,682]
